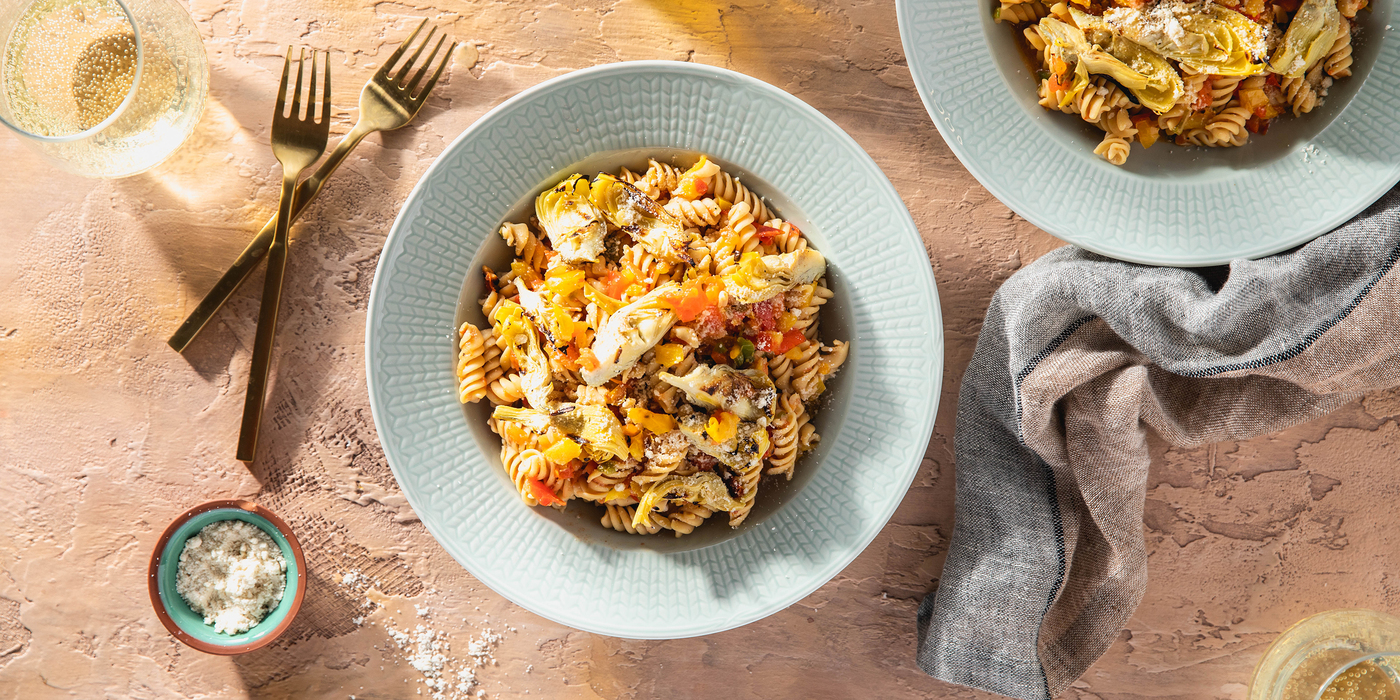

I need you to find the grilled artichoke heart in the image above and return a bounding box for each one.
[581,282,680,386]
[722,249,827,305]
[517,317,557,410]
[632,473,743,529]
[1269,0,1343,78]
[658,364,777,421]
[673,407,771,470]
[1060,11,1184,114]
[518,287,577,352]
[535,174,606,263]
[1102,2,1268,77]
[491,403,629,463]
[589,174,694,264]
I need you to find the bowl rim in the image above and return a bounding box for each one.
[146,499,307,655]
[364,59,944,638]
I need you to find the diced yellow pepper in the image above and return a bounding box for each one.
[544,266,585,297]
[705,411,738,443]
[546,307,577,342]
[543,438,582,464]
[784,345,806,361]
[628,433,645,461]
[603,485,635,503]
[627,407,678,434]
[714,197,732,211]
[654,343,687,368]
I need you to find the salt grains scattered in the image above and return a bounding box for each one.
[339,569,508,700]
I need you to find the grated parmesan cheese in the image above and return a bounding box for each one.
[175,520,287,634]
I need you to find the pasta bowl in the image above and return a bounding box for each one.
[897,0,1400,266]
[365,61,943,638]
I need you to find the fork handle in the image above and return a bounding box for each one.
[236,170,300,463]
[167,123,375,353]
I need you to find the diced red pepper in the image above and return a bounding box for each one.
[662,278,714,322]
[1245,116,1271,135]
[526,478,564,507]
[752,298,782,332]
[560,343,581,370]
[601,269,636,298]
[1193,81,1213,111]
[774,330,805,354]
[755,224,783,243]
[556,459,583,480]
[577,347,600,372]
[751,329,805,355]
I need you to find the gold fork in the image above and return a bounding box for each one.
[237,47,332,463]
[168,20,455,353]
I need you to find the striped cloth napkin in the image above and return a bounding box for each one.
[916,187,1400,699]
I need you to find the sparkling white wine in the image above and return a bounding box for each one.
[0,0,207,177]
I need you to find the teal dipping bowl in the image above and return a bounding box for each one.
[147,500,306,654]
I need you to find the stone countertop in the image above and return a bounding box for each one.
[1,1,1396,698]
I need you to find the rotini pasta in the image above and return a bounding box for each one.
[1005,0,1361,165]
[458,154,849,537]
[708,170,771,224]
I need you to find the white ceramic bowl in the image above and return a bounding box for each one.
[898,0,1400,266]
[365,61,943,638]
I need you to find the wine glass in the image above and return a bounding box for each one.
[1250,609,1400,700]
[0,0,208,177]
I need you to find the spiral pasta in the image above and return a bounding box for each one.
[468,154,847,537]
[713,201,762,276]
[761,219,808,256]
[996,1,1047,23]
[708,171,770,224]
[766,392,806,479]
[499,222,549,273]
[1208,76,1242,109]
[1326,27,1353,78]
[1185,107,1251,147]
[456,323,490,403]
[641,159,683,197]
[663,197,724,228]
[601,504,664,535]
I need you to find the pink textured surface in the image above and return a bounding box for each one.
[0,1,1395,698]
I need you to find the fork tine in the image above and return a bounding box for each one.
[395,26,437,85]
[413,40,455,105]
[290,47,306,119]
[306,49,318,120]
[275,46,292,117]
[376,17,428,79]
[320,50,332,123]
[404,34,447,96]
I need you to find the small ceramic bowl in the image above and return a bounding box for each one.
[147,500,306,654]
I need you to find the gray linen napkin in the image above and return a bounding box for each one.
[915,187,1400,700]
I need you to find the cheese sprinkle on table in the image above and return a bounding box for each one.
[175,520,287,635]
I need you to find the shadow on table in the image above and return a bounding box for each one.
[231,567,363,696]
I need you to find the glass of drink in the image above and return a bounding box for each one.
[1250,609,1400,700]
[0,0,208,177]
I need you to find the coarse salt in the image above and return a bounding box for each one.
[175,520,286,635]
